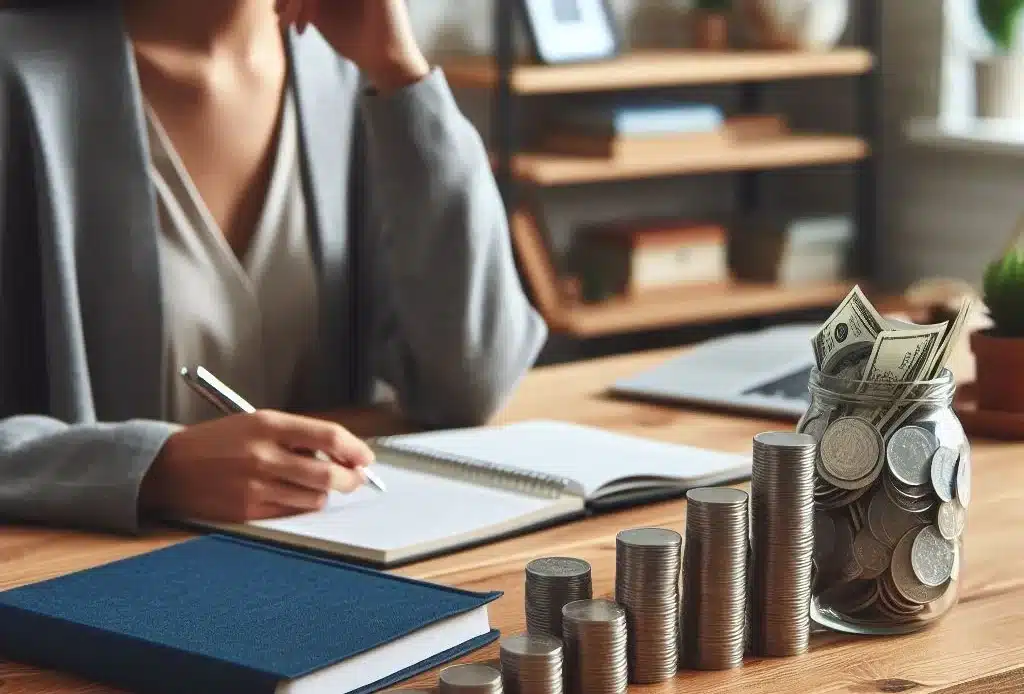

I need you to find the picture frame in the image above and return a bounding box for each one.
[516,0,622,64]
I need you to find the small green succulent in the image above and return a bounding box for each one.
[983,237,1024,338]
[977,0,1024,52]
[695,0,731,11]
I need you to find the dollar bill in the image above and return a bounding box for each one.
[812,286,888,375]
[860,325,945,420]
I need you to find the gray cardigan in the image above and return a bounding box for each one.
[0,3,547,532]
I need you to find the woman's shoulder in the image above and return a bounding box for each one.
[0,1,121,75]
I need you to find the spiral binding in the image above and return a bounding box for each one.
[371,436,575,500]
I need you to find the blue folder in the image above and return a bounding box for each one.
[0,535,501,694]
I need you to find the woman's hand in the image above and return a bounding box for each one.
[140,410,375,522]
[276,0,430,92]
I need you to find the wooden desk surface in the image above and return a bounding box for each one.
[2,347,1023,694]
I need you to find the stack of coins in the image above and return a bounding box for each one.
[614,528,681,683]
[809,415,967,625]
[525,558,593,640]
[499,634,564,694]
[749,431,816,657]
[439,664,504,694]
[561,599,628,694]
[680,488,749,670]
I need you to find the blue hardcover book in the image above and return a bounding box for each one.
[0,535,500,694]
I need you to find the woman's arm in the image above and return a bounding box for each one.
[359,70,548,428]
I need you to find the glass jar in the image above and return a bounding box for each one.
[797,367,969,635]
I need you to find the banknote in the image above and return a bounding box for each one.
[812,286,887,375]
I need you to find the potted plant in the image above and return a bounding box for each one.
[956,0,1024,118]
[690,0,731,50]
[971,224,1024,412]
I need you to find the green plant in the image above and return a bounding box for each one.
[977,0,1024,51]
[983,224,1024,337]
[695,0,731,11]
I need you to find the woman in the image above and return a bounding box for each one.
[0,1,547,532]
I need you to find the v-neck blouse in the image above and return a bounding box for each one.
[145,88,320,425]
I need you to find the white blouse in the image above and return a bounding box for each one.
[145,89,320,426]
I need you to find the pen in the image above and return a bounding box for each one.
[179,365,387,493]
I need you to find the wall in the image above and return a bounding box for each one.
[880,0,1021,291]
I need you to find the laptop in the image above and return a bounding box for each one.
[609,324,818,419]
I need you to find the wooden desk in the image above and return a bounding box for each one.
[2,348,1023,694]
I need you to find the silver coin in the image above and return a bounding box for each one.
[853,529,890,580]
[890,528,947,605]
[527,557,591,579]
[799,413,830,442]
[886,426,938,487]
[440,664,503,693]
[910,525,956,588]
[929,446,958,503]
[936,499,967,541]
[956,443,972,508]
[820,417,882,483]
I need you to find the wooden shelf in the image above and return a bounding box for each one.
[509,134,868,186]
[552,281,859,337]
[442,48,874,94]
[508,207,876,338]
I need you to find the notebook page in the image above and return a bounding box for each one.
[249,461,557,552]
[380,420,750,499]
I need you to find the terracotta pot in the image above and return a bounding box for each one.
[691,11,729,51]
[970,330,1024,413]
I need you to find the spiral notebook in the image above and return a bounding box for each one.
[191,420,750,567]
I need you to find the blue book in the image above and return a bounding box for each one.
[0,535,500,694]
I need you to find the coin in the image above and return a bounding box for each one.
[562,599,628,694]
[525,558,592,640]
[853,529,890,580]
[890,527,947,605]
[499,634,563,694]
[937,499,966,541]
[682,487,748,671]
[440,664,504,694]
[929,446,958,503]
[956,443,972,508]
[910,525,956,587]
[615,527,680,683]
[749,432,815,657]
[820,417,882,483]
[886,426,938,487]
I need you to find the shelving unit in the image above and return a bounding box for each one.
[443,3,882,339]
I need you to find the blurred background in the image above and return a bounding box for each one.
[403,0,1020,365]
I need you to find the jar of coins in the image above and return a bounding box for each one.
[798,367,969,635]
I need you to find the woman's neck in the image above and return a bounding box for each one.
[123,0,278,57]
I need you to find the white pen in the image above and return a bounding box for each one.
[179,365,387,493]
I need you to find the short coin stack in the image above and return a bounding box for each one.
[439,663,504,694]
[811,415,967,624]
[561,599,628,694]
[680,488,749,670]
[525,557,593,640]
[614,528,681,683]
[499,634,564,694]
[749,432,816,656]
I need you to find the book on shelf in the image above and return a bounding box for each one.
[570,220,729,302]
[551,102,725,138]
[0,535,499,694]
[188,420,751,567]
[729,213,855,285]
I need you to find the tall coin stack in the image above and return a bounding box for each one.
[499,634,564,694]
[749,432,816,657]
[561,599,628,694]
[439,664,504,694]
[680,488,749,670]
[525,558,593,640]
[614,528,682,683]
